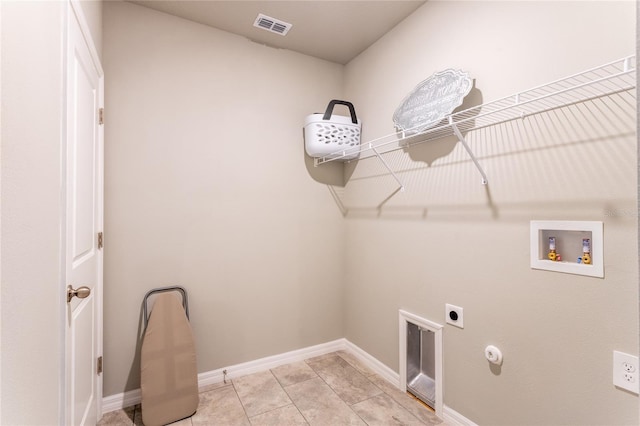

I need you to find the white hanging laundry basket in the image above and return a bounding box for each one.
[304,100,361,161]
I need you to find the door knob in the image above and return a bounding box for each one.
[67,285,91,303]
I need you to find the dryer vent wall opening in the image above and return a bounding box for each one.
[407,322,436,408]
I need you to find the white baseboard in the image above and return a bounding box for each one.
[443,404,478,426]
[343,339,400,387]
[102,388,141,414]
[102,338,348,413]
[197,338,347,388]
[102,338,476,426]
[341,341,477,426]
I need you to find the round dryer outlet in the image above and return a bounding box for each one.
[445,304,464,329]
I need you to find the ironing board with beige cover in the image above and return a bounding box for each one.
[141,286,198,426]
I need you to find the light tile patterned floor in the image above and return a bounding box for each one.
[98,351,445,426]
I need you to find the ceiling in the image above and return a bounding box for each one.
[127,1,426,64]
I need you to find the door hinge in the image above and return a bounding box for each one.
[97,232,103,249]
[98,108,104,125]
[97,356,103,375]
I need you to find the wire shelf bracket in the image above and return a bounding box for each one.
[371,144,405,191]
[450,120,488,185]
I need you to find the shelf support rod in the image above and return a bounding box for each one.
[370,144,405,192]
[450,122,488,185]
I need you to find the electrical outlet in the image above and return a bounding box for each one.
[613,350,639,394]
[445,304,464,329]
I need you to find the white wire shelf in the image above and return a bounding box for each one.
[314,56,636,168]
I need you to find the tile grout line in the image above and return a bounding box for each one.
[335,357,391,425]
[280,386,313,426]
[335,352,429,426]
[286,361,341,426]
[101,351,437,426]
[281,361,327,425]
[274,364,322,425]
[230,379,253,424]
[303,356,348,402]
[242,369,296,424]
[304,353,374,424]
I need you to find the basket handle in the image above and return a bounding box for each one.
[323,100,358,124]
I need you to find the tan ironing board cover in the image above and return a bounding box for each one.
[141,293,198,426]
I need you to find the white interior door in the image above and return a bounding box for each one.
[65,2,104,425]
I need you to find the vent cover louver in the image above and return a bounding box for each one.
[253,13,292,36]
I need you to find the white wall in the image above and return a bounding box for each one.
[1,1,66,424]
[343,1,637,425]
[1,1,103,424]
[1,4,4,420]
[102,1,345,396]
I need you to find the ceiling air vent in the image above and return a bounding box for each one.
[253,13,292,36]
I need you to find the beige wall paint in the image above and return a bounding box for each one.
[0,0,633,423]
[1,1,66,424]
[102,1,345,396]
[343,1,637,425]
